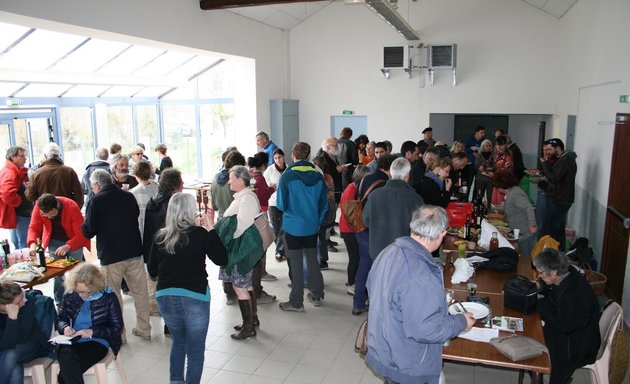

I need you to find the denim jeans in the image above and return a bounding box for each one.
[0,338,42,384]
[157,295,210,384]
[9,215,30,250]
[353,231,372,310]
[48,239,85,305]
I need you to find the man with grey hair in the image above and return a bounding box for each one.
[0,146,32,248]
[363,157,425,262]
[26,142,84,208]
[255,131,277,166]
[110,153,138,191]
[82,147,110,204]
[366,205,474,384]
[82,169,152,342]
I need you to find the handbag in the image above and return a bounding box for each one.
[490,335,548,361]
[254,213,275,250]
[354,319,368,356]
[339,179,385,233]
[503,275,538,314]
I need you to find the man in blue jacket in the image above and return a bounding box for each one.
[366,205,475,384]
[277,142,328,312]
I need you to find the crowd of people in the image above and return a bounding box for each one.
[0,124,600,384]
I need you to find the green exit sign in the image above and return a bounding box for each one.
[342,110,353,115]
[620,95,629,103]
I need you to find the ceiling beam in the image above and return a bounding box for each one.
[200,0,321,10]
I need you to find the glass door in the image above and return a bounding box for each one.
[0,109,56,169]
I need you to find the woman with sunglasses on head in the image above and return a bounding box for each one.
[56,263,123,384]
[0,281,49,384]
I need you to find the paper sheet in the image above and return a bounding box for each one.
[49,335,73,345]
[457,327,499,343]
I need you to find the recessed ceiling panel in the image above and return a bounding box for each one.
[96,45,164,76]
[15,83,73,97]
[133,51,197,78]
[0,22,30,53]
[0,29,85,70]
[0,82,25,97]
[62,84,111,97]
[52,38,130,73]
[100,85,145,97]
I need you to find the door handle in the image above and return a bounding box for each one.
[608,206,630,229]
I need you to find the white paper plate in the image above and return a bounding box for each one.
[448,302,490,319]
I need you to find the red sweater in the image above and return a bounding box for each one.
[0,160,28,228]
[27,196,91,251]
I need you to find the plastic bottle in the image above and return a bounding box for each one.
[489,232,499,251]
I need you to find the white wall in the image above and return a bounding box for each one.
[552,0,630,321]
[0,0,288,145]
[290,0,560,149]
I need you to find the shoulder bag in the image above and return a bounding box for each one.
[354,319,368,356]
[254,213,275,250]
[339,179,385,233]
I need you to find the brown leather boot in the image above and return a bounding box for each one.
[231,299,256,340]
[234,291,259,330]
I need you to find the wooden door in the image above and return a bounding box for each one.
[601,113,630,301]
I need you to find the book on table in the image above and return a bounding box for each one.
[491,316,524,332]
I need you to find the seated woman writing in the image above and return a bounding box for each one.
[56,263,123,384]
[0,281,49,384]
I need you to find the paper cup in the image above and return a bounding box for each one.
[513,228,520,239]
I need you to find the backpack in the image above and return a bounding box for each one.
[567,237,597,270]
[26,289,57,358]
[477,247,518,272]
[339,179,385,233]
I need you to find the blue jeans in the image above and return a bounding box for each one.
[353,231,372,310]
[48,239,84,304]
[157,296,210,384]
[0,338,42,384]
[9,215,30,250]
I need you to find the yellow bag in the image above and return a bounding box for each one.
[529,235,559,280]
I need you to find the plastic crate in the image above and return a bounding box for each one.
[446,202,473,227]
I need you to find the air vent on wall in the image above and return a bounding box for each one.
[428,44,457,69]
[383,46,409,69]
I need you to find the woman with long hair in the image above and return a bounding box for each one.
[354,135,370,165]
[148,192,227,384]
[263,148,287,261]
[56,263,123,384]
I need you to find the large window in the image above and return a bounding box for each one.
[106,106,134,152]
[136,105,159,164]
[200,103,235,181]
[60,107,94,172]
[163,104,197,180]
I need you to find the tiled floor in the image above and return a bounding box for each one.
[25,232,610,384]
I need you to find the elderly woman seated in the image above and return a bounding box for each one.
[533,249,600,384]
[0,281,49,384]
[56,263,123,384]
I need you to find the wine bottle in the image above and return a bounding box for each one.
[464,215,472,241]
[36,238,47,271]
[489,232,499,251]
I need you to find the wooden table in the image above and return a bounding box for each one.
[21,262,78,290]
[442,235,533,295]
[442,291,550,382]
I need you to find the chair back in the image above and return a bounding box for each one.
[596,301,622,359]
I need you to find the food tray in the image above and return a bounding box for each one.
[47,259,80,268]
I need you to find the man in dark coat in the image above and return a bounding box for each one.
[82,169,151,342]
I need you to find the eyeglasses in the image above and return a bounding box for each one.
[76,289,92,296]
[535,269,548,278]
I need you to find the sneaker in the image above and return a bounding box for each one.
[320,261,329,270]
[306,292,322,307]
[257,290,277,304]
[327,244,339,253]
[261,272,277,281]
[347,284,355,296]
[328,239,339,246]
[279,301,304,312]
[275,254,286,262]
[226,295,236,305]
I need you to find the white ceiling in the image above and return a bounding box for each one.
[226,0,577,30]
